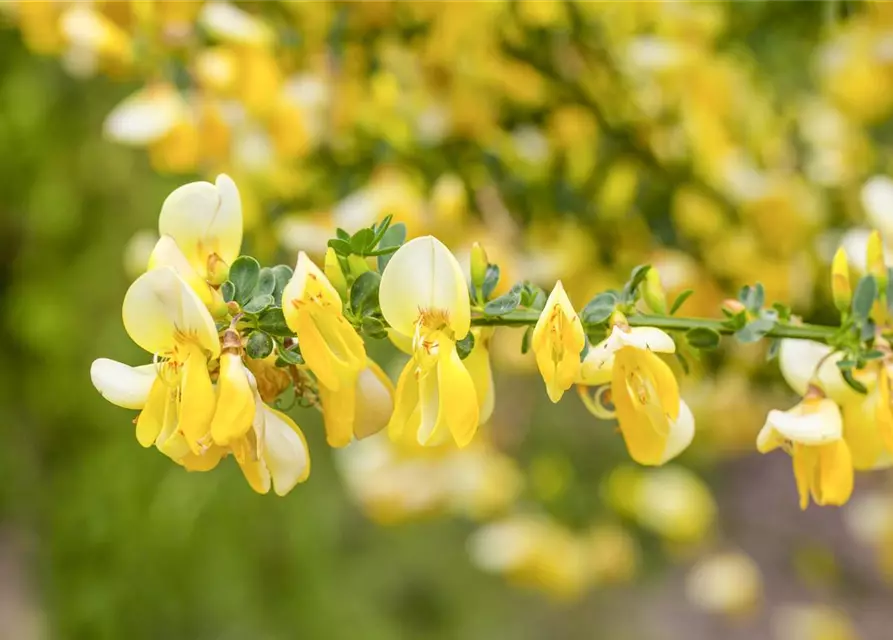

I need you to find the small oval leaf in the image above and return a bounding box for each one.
[246,331,274,359]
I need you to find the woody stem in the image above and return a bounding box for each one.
[470,311,840,343]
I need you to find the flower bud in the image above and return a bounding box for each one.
[346,254,370,277]
[867,230,887,289]
[721,299,746,315]
[471,242,489,291]
[831,246,852,313]
[324,247,348,298]
[207,253,230,286]
[642,268,667,315]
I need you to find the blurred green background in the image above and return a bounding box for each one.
[3,2,893,639]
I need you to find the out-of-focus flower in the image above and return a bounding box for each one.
[685,550,763,617]
[468,515,592,600]
[772,604,858,640]
[605,465,716,545]
[337,434,521,523]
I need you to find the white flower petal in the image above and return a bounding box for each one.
[615,326,676,353]
[199,1,274,47]
[354,362,395,440]
[862,175,893,241]
[778,339,864,403]
[90,358,157,409]
[380,236,471,338]
[765,399,843,445]
[262,407,310,496]
[103,85,184,145]
[660,399,695,463]
[122,267,220,356]
[158,174,243,272]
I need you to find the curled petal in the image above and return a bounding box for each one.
[262,407,311,496]
[763,398,843,446]
[122,267,220,357]
[660,400,695,464]
[379,236,471,338]
[354,360,396,440]
[90,358,156,410]
[147,235,213,304]
[464,330,495,424]
[814,440,854,507]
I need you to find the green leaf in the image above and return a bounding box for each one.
[483,289,521,316]
[327,238,353,256]
[254,267,276,298]
[685,326,721,350]
[258,307,294,337]
[365,245,400,257]
[852,275,877,322]
[276,344,304,366]
[369,214,393,248]
[336,228,351,242]
[735,317,775,343]
[738,283,765,314]
[675,352,690,375]
[521,326,533,354]
[861,318,877,343]
[350,228,375,254]
[864,349,885,361]
[840,367,868,394]
[229,256,260,304]
[669,289,693,315]
[350,271,382,314]
[581,292,618,324]
[246,331,274,359]
[887,267,893,314]
[361,315,388,339]
[271,265,293,306]
[456,332,475,359]
[772,302,792,322]
[243,294,274,314]
[376,222,407,271]
[622,264,651,300]
[481,264,500,301]
[221,280,236,303]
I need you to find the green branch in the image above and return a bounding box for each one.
[470,311,839,343]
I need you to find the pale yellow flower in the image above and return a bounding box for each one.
[380,236,479,446]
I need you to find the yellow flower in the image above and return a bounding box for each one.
[158,173,243,282]
[758,397,853,509]
[841,382,893,471]
[231,373,311,496]
[92,267,221,468]
[379,235,479,446]
[578,325,692,465]
[318,359,395,447]
[209,340,256,447]
[282,251,366,444]
[531,280,585,402]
